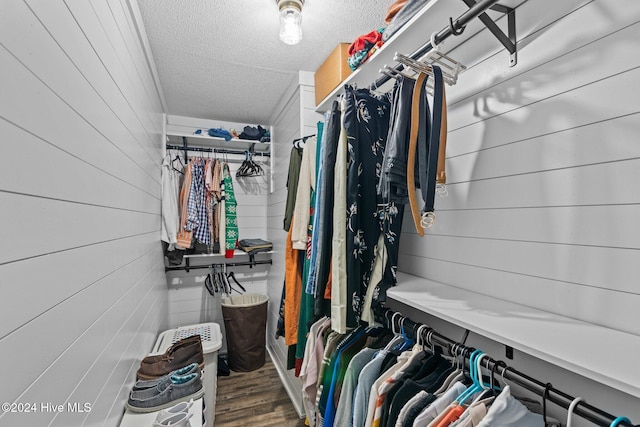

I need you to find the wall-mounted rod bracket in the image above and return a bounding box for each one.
[462,0,517,66]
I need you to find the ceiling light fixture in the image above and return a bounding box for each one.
[277,0,303,45]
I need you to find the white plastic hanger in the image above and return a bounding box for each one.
[566,396,584,427]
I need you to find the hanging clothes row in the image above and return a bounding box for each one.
[297,312,638,427]
[161,151,239,262]
[277,65,449,374]
[298,315,562,427]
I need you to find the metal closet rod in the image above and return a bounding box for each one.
[164,259,272,273]
[377,307,638,427]
[165,143,271,158]
[371,0,505,90]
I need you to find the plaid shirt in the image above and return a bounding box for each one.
[185,159,210,245]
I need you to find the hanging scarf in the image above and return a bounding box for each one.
[223,163,238,258]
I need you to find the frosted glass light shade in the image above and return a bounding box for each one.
[278,1,303,45]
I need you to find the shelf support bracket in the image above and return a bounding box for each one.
[461,0,517,67]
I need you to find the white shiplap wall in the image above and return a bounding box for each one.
[390,0,640,422]
[0,1,166,426]
[163,115,270,350]
[265,71,322,417]
[399,0,640,338]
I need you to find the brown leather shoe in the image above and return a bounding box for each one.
[140,335,202,365]
[136,335,204,380]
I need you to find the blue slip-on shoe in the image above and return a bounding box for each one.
[133,363,199,391]
[126,371,204,413]
[129,368,201,401]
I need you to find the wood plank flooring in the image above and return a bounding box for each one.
[214,355,306,426]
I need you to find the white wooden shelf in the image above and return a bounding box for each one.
[314,0,524,112]
[166,132,271,154]
[387,272,640,399]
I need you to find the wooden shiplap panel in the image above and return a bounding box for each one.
[0,119,159,213]
[0,46,160,198]
[444,113,640,184]
[424,203,640,250]
[2,0,160,184]
[0,248,157,406]
[397,0,640,350]
[0,233,157,340]
[434,156,640,210]
[11,255,166,427]
[0,0,166,426]
[0,192,159,265]
[66,0,158,136]
[445,65,640,166]
[447,0,640,108]
[23,0,163,163]
[401,232,639,295]
[266,80,302,415]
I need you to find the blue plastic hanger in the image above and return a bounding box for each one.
[398,319,415,351]
[456,349,484,404]
[610,417,631,427]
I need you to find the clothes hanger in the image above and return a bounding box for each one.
[382,312,406,351]
[171,150,185,174]
[610,417,632,427]
[456,349,484,404]
[397,317,415,351]
[566,396,583,427]
[489,360,506,394]
[394,54,457,87]
[391,311,402,335]
[226,271,246,293]
[464,353,501,407]
[381,64,415,81]
[542,382,553,427]
[414,324,428,351]
[218,265,229,295]
[422,32,466,75]
[204,272,215,296]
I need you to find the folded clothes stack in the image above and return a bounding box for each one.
[237,238,273,255]
[127,335,205,414]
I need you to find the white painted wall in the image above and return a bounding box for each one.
[0,0,166,425]
[389,0,640,423]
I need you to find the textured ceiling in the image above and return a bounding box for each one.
[137,0,394,125]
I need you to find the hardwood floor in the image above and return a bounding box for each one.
[214,355,307,426]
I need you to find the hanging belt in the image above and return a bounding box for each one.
[406,72,427,236]
[436,81,448,185]
[407,65,446,235]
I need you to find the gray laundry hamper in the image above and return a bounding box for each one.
[220,294,268,372]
